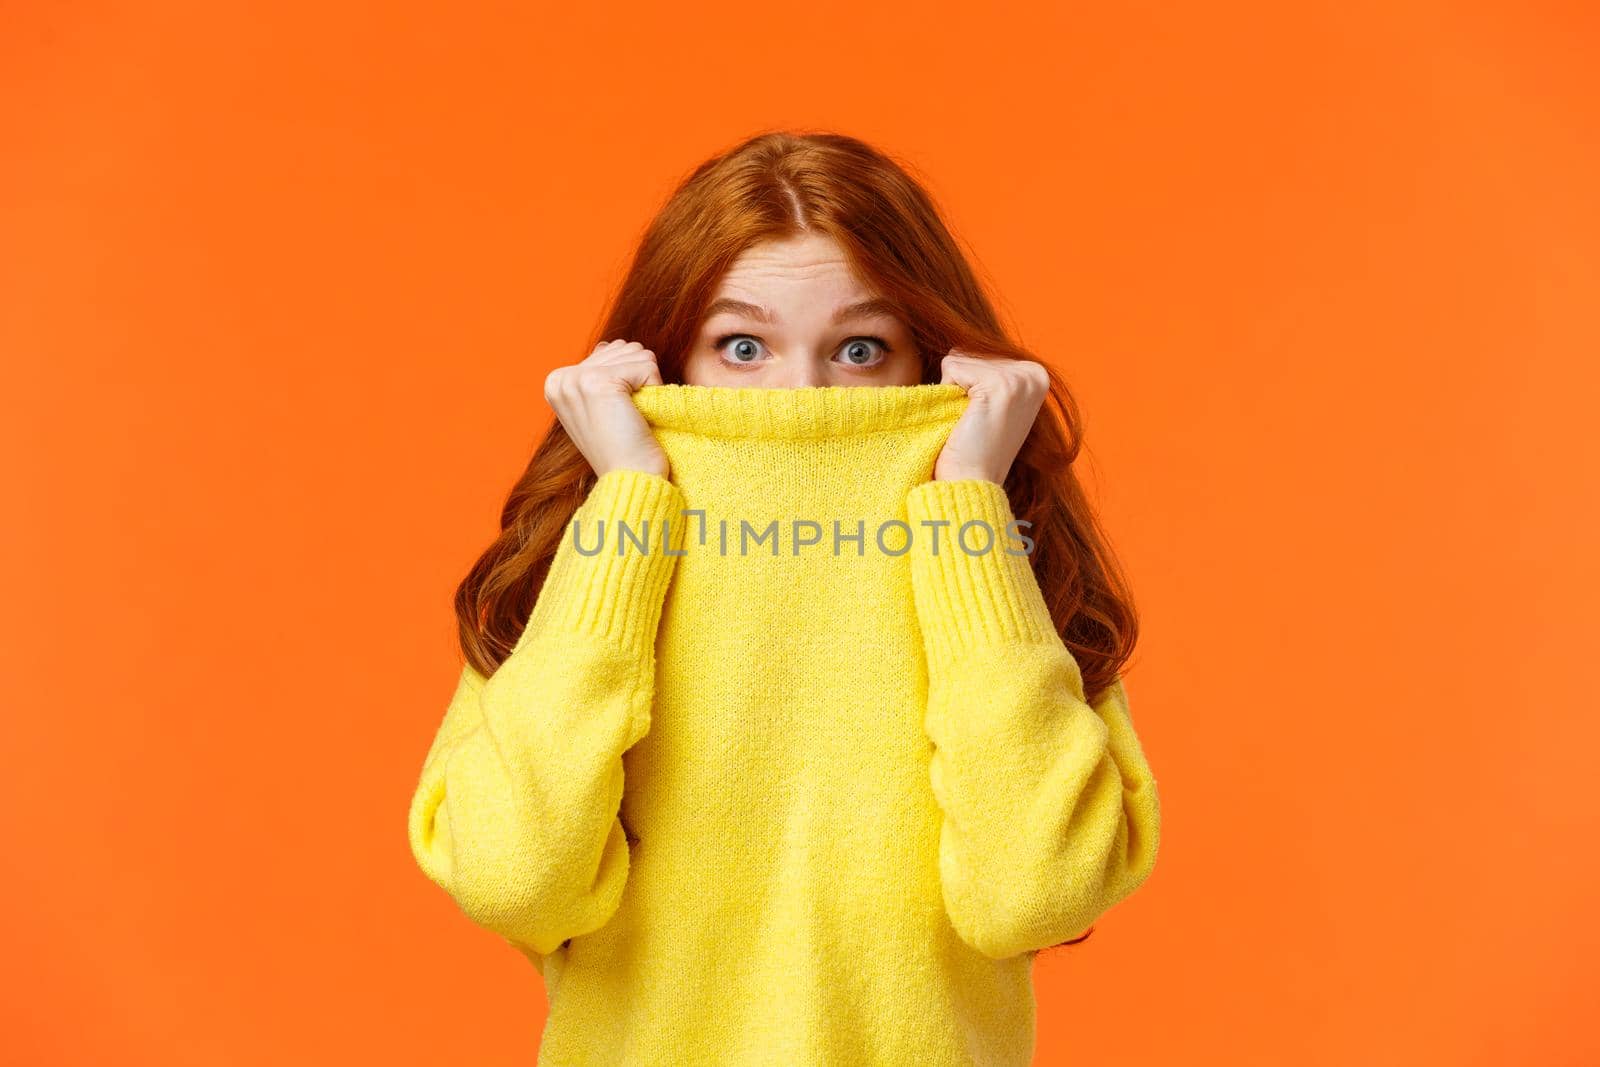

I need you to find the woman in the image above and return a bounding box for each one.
[407,131,1161,1065]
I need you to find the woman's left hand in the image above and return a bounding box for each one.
[933,351,1051,484]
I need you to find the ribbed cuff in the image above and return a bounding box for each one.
[521,469,689,657]
[904,478,1058,661]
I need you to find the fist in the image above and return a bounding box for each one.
[544,340,670,479]
[933,351,1051,485]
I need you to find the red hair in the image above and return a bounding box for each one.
[456,129,1139,954]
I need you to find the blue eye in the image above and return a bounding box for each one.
[838,338,890,366]
[712,334,764,364]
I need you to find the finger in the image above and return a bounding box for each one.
[609,354,664,387]
[608,352,662,392]
[587,340,648,366]
[939,352,991,392]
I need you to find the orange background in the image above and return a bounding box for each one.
[3,3,1596,1064]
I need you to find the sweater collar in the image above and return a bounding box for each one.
[630,383,969,441]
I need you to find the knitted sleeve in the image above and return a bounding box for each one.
[904,478,1163,960]
[407,468,688,957]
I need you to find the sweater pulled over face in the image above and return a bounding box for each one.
[407,382,1162,1066]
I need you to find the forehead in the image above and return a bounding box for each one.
[712,235,866,298]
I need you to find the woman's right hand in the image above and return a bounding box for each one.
[544,340,671,479]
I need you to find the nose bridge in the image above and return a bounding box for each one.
[772,343,829,388]
[782,364,827,388]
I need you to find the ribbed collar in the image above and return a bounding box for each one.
[630,383,969,440]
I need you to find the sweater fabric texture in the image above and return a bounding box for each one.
[407,382,1162,1065]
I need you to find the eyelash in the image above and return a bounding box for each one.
[711,333,894,367]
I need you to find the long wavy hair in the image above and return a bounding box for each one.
[456,130,1140,951]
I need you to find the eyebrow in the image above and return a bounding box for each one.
[701,297,903,326]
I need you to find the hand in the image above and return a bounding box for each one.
[932,351,1051,484]
[544,340,671,479]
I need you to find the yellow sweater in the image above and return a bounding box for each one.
[407,383,1162,1065]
